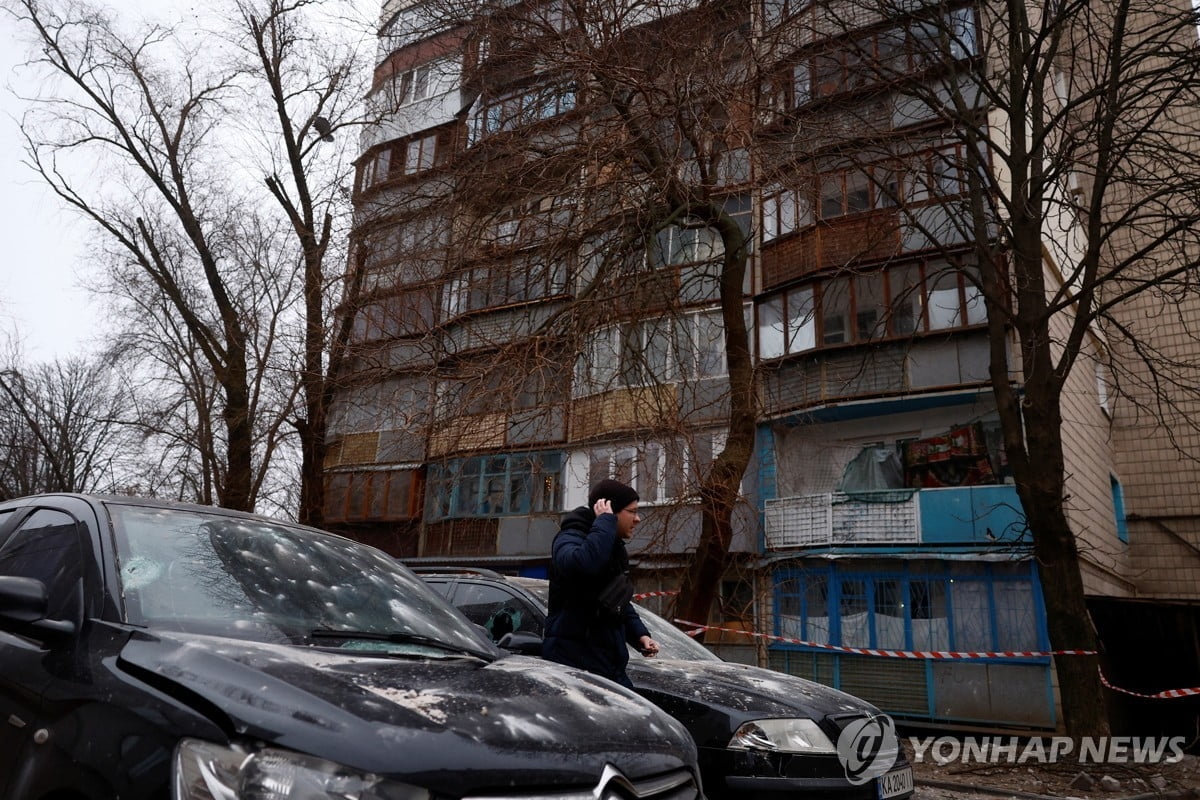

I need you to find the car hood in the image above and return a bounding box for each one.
[626,658,879,747]
[118,630,695,794]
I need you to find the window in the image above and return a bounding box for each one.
[790,62,811,108]
[357,214,450,292]
[775,562,1041,652]
[786,288,817,352]
[820,279,849,345]
[758,295,786,359]
[325,470,418,522]
[358,127,454,192]
[889,263,923,335]
[763,187,813,241]
[427,452,563,520]
[786,10,978,106]
[442,253,569,318]
[757,286,816,358]
[575,309,727,394]
[435,361,555,419]
[351,288,438,342]
[588,431,728,504]
[776,573,830,644]
[391,58,452,106]
[454,583,544,640]
[948,7,979,61]
[1111,475,1128,544]
[471,82,577,142]
[926,261,964,330]
[652,225,724,267]
[905,143,972,203]
[405,133,437,173]
[819,166,898,220]
[0,509,82,623]
[756,259,985,358]
[854,273,886,340]
[482,195,574,249]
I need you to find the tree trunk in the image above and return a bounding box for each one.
[675,212,755,632]
[298,240,328,527]
[1013,382,1110,737]
[219,350,255,512]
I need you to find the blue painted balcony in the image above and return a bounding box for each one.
[763,485,1028,550]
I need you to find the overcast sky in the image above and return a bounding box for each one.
[0,0,378,362]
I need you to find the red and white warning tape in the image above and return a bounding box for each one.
[1098,670,1200,700]
[674,618,1199,699]
[633,590,680,600]
[672,619,1097,659]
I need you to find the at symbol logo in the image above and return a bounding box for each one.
[836,714,898,785]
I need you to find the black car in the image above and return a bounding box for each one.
[416,567,915,800]
[0,494,702,800]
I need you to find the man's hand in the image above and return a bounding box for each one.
[593,498,613,516]
[638,635,659,658]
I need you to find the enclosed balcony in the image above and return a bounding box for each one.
[764,484,1028,550]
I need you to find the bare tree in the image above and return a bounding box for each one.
[235,0,368,523]
[0,349,140,498]
[6,0,366,513]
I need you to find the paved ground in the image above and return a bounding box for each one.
[908,751,1200,799]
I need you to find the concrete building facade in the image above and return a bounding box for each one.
[327,0,1200,732]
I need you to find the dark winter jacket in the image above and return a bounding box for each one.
[543,506,650,689]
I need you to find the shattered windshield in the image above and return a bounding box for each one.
[110,504,495,657]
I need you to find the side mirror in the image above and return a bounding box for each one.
[497,630,543,656]
[0,576,75,639]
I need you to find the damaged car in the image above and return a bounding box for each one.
[0,494,702,800]
[416,567,915,800]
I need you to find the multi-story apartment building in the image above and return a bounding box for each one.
[326,0,1200,732]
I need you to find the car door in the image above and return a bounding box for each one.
[0,506,87,795]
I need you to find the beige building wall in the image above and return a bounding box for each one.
[1109,275,1200,597]
[1100,2,1200,600]
[1045,277,1135,597]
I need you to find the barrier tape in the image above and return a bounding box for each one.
[672,619,1097,659]
[633,590,679,600]
[666,618,1199,700]
[1098,670,1200,700]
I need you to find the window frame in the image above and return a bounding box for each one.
[324,469,420,523]
[756,259,985,359]
[784,8,980,109]
[471,80,578,142]
[773,561,1046,655]
[427,452,564,521]
[574,308,728,396]
[357,126,455,193]
[588,431,728,506]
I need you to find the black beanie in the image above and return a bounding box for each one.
[588,478,639,513]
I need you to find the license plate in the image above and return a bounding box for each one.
[877,766,914,799]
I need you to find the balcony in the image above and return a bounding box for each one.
[763,485,1028,550]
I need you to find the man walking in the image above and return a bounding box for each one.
[543,478,660,688]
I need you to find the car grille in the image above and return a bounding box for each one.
[465,765,700,800]
[825,712,902,763]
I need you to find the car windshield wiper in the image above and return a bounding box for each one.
[308,628,493,660]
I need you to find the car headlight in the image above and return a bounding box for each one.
[728,718,836,754]
[173,738,432,800]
